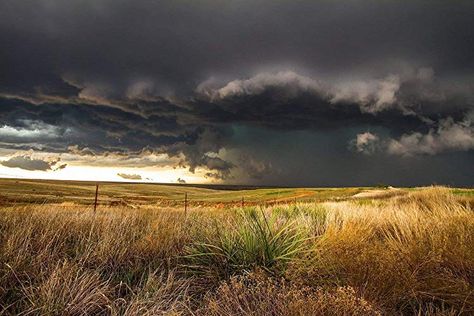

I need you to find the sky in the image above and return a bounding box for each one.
[0,0,473,186]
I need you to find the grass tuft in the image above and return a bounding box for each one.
[183,208,310,280]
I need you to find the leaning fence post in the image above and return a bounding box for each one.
[93,183,99,213]
[241,197,244,208]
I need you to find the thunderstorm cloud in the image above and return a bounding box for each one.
[0,0,473,186]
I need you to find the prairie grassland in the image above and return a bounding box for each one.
[0,186,473,315]
[0,178,373,207]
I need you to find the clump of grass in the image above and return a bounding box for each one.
[272,203,328,236]
[197,269,381,316]
[21,261,112,316]
[183,208,310,280]
[111,270,190,316]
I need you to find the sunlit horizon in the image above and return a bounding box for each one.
[0,164,210,184]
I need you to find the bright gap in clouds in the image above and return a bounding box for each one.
[0,164,208,184]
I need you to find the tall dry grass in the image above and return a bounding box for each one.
[0,206,194,315]
[288,187,474,314]
[0,187,472,315]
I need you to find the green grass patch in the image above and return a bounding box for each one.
[182,208,310,279]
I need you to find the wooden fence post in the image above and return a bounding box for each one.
[93,183,99,213]
[241,197,244,208]
[184,192,188,215]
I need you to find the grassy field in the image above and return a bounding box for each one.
[1,178,471,208]
[0,178,370,207]
[0,180,473,315]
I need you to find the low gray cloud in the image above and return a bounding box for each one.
[199,71,325,100]
[352,114,474,157]
[117,173,142,180]
[351,132,380,155]
[235,154,275,180]
[201,68,473,120]
[331,75,401,114]
[1,155,66,171]
[387,117,474,156]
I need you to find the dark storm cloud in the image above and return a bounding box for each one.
[0,98,187,151]
[1,155,66,171]
[2,0,474,92]
[0,0,473,185]
[0,96,237,178]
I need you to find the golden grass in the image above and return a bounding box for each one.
[197,270,381,316]
[289,187,474,314]
[0,186,472,315]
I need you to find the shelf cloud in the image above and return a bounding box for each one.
[0,0,472,186]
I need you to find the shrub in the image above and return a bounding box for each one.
[183,208,309,280]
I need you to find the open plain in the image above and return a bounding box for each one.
[0,180,473,315]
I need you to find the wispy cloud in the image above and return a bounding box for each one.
[117,173,142,180]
